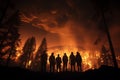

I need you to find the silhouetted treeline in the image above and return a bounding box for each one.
[18,37,83,72]
[100,45,113,66]
[19,37,36,69]
[0,0,119,72]
[0,0,21,66]
[32,38,47,71]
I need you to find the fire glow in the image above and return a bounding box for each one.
[13,46,101,71]
[47,47,101,71]
[18,10,103,71]
[16,4,119,71]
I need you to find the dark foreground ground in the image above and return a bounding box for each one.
[0,65,120,80]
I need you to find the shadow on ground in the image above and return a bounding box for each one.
[0,65,120,80]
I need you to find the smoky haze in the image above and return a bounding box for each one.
[11,0,120,52]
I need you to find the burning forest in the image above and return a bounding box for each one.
[0,0,120,73]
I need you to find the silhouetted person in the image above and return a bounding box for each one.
[62,53,68,71]
[76,52,82,72]
[70,52,76,72]
[41,50,48,72]
[56,54,62,72]
[49,53,56,72]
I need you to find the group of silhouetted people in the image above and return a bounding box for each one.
[40,51,82,72]
[70,52,82,72]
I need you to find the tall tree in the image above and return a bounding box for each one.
[6,10,21,66]
[0,0,21,66]
[100,45,113,66]
[20,37,36,69]
[0,10,21,66]
[91,0,118,68]
[32,38,47,71]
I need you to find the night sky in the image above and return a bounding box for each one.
[7,0,120,54]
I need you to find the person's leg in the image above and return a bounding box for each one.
[78,66,80,72]
[80,64,82,72]
[43,64,45,72]
[57,65,58,72]
[50,64,52,72]
[64,64,66,71]
[45,64,47,72]
[66,64,67,71]
[71,65,72,72]
[74,65,75,72]
[63,64,64,71]
[60,65,61,72]
[53,65,55,72]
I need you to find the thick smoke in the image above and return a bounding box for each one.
[15,0,120,51]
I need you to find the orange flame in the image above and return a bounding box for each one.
[47,47,101,71]
[14,47,22,62]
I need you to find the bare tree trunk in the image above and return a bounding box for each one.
[100,7,118,68]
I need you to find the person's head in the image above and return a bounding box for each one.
[52,52,54,55]
[64,53,66,55]
[58,54,60,57]
[71,52,73,55]
[77,52,79,55]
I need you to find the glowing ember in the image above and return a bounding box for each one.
[28,60,32,66]
[14,47,22,62]
[26,60,32,68]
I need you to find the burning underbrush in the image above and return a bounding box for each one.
[47,46,101,71]
[0,46,112,72]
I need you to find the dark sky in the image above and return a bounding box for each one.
[8,0,120,53]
